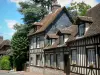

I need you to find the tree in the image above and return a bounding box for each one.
[67,2,91,21]
[11,0,52,70]
[11,24,29,70]
[18,0,52,24]
[0,56,11,70]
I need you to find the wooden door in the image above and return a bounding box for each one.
[64,54,70,75]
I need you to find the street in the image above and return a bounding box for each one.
[0,70,43,75]
[0,71,20,75]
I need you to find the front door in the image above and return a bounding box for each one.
[64,54,70,75]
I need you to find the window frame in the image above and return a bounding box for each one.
[36,37,40,48]
[78,23,85,36]
[56,54,60,69]
[59,35,64,44]
[45,54,48,67]
[36,55,40,66]
[71,50,77,65]
[50,54,54,67]
[87,48,96,67]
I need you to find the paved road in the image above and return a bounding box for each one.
[0,71,21,75]
[0,70,43,75]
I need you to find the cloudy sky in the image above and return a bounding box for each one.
[0,0,100,40]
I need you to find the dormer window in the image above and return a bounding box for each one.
[76,16,93,37]
[59,35,64,44]
[47,39,55,46]
[78,23,85,36]
[34,27,37,32]
[57,29,71,45]
[32,22,43,32]
[45,34,58,46]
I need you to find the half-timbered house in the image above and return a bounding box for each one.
[28,0,73,74]
[68,3,100,75]
[43,3,100,75]
[28,1,100,75]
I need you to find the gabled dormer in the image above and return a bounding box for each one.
[76,16,93,37]
[45,34,58,46]
[32,22,43,32]
[57,29,71,45]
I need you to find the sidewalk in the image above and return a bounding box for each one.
[0,70,9,73]
[17,71,43,75]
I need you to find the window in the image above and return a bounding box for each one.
[33,38,36,48]
[30,57,33,65]
[88,49,96,67]
[30,40,33,49]
[72,50,77,64]
[34,27,37,32]
[46,39,52,46]
[36,37,40,48]
[56,54,60,68]
[59,35,64,44]
[36,55,40,66]
[30,57,33,61]
[78,23,85,36]
[50,54,54,67]
[45,54,48,66]
[52,39,55,45]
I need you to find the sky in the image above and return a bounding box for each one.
[0,0,100,40]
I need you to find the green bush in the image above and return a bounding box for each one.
[0,56,11,70]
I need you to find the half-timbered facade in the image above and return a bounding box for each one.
[68,4,100,75]
[28,0,73,73]
[28,2,100,75]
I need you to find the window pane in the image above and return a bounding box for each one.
[79,24,85,36]
[50,54,54,67]
[37,37,40,48]
[59,35,64,44]
[56,54,60,68]
[88,49,96,67]
[36,55,40,66]
[72,50,77,64]
[45,55,48,66]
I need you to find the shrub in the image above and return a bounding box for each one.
[0,56,11,70]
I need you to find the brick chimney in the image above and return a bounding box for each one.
[51,0,61,12]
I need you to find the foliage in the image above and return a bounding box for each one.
[18,0,52,24]
[0,56,11,70]
[67,2,91,21]
[11,24,29,70]
[11,0,52,70]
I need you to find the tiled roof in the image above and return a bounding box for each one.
[44,3,100,50]
[76,16,93,24]
[44,25,77,50]
[85,3,100,37]
[28,6,73,36]
[57,25,77,35]
[28,7,63,36]
[67,3,100,42]
[32,22,43,26]
[45,34,59,39]
[67,25,78,42]
[0,40,10,49]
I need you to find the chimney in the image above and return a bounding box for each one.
[0,36,3,44]
[51,0,61,12]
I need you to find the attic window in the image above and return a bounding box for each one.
[47,39,55,46]
[78,23,85,36]
[34,27,37,32]
[59,35,64,44]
